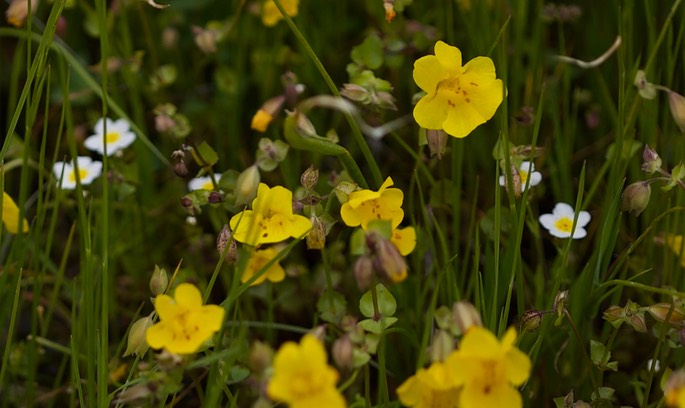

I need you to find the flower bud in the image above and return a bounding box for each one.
[453,301,483,334]
[216,224,237,263]
[340,84,369,103]
[519,309,544,333]
[332,335,354,370]
[295,112,317,138]
[300,165,319,190]
[123,314,154,358]
[641,144,662,174]
[192,26,218,54]
[251,95,286,132]
[426,129,448,159]
[429,329,454,363]
[149,265,168,296]
[234,165,260,206]
[5,0,38,28]
[248,340,274,375]
[172,157,189,178]
[647,303,685,325]
[161,27,179,49]
[621,181,651,216]
[372,236,408,283]
[208,191,223,204]
[180,196,193,208]
[306,216,327,250]
[634,70,657,100]
[602,305,623,326]
[354,255,374,290]
[553,290,568,323]
[668,90,685,133]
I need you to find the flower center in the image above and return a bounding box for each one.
[437,76,472,105]
[554,217,574,233]
[519,170,529,184]
[202,181,214,190]
[68,169,89,183]
[106,132,121,144]
[290,369,326,399]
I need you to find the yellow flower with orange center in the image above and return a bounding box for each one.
[241,247,286,286]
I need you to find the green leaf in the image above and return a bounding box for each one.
[352,349,370,368]
[350,34,384,70]
[350,228,367,256]
[196,142,219,166]
[590,340,610,366]
[360,284,396,318]
[317,291,347,324]
[229,365,250,382]
[358,317,398,334]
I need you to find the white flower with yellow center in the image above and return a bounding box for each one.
[539,202,591,239]
[188,174,222,191]
[84,118,136,156]
[53,157,103,190]
[499,161,542,192]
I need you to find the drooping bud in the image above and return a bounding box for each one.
[353,255,374,290]
[332,335,354,370]
[633,70,657,100]
[641,144,662,174]
[171,150,189,177]
[306,216,327,250]
[295,112,317,138]
[553,290,568,325]
[234,165,260,206]
[192,25,219,54]
[647,303,685,325]
[216,224,237,263]
[519,309,544,333]
[668,90,685,133]
[248,340,274,375]
[123,314,154,358]
[251,95,286,133]
[453,301,483,334]
[300,165,319,190]
[426,129,448,159]
[371,235,408,283]
[429,329,454,363]
[208,191,223,204]
[621,181,651,216]
[5,0,38,28]
[149,265,168,296]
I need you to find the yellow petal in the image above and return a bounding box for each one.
[145,321,173,349]
[505,347,532,386]
[174,283,203,308]
[441,95,491,138]
[413,55,444,94]
[413,93,450,130]
[434,41,463,74]
[391,226,416,256]
[153,294,177,321]
[396,372,423,406]
[462,56,496,78]
[460,381,522,408]
[251,110,272,132]
[229,210,257,245]
[2,191,29,234]
[458,326,501,359]
[200,304,226,332]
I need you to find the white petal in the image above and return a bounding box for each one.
[571,227,587,239]
[553,202,575,217]
[520,161,535,172]
[111,118,132,133]
[550,227,571,238]
[529,172,542,186]
[539,214,557,231]
[576,210,591,227]
[84,135,104,154]
[498,175,506,187]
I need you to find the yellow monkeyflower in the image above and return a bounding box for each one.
[2,191,29,234]
[397,360,461,408]
[446,327,531,408]
[251,109,273,132]
[413,41,504,138]
[666,234,685,268]
[391,226,416,256]
[267,333,346,408]
[340,177,404,230]
[262,0,299,27]
[146,283,225,355]
[242,247,286,286]
[230,183,312,246]
[665,370,685,407]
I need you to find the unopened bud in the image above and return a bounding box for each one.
[383,0,396,22]
[372,236,408,283]
[354,255,374,290]
[554,290,568,324]
[216,224,237,263]
[234,165,260,206]
[519,309,544,333]
[161,27,179,49]
[340,83,369,103]
[669,90,685,133]
[149,265,168,296]
[300,165,319,190]
[180,197,193,208]
[306,216,327,250]
[621,181,651,216]
[248,340,274,375]
[295,113,317,138]
[641,144,662,174]
[453,301,483,334]
[426,129,448,159]
[251,95,286,132]
[603,305,623,326]
[208,191,223,204]
[123,314,154,358]
[332,335,354,370]
[5,0,38,28]
[173,158,189,177]
[634,70,657,100]
[647,303,685,325]
[333,181,358,204]
[429,329,454,363]
[192,26,218,54]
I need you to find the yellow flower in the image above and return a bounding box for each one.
[262,0,299,27]
[2,191,29,234]
[446,327,531,408]
[242,247,286,286]
[391,226,416,256]
[267,334,346,408]
[340,177,404,230]
[397,360,461,408]
[665,370,685,407]
[666,234,685,268]
[146,283,225,355]
[413,41,504,138]
[230,183,312,246]
[251,109,273,132]
[5,0,38,27]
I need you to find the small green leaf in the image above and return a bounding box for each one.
[360,284,397,318]
[352,349,370,368]
[350,228,367,256]
[358,317,398,334]
[196,142,219,166]
[229,365,250,382]
[351,34,384,70]
[590,340,610,366]
[317,291,347,324]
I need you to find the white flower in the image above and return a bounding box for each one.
[539,202,591,239]
[499,161,542,192]
[84,118,136,156]
[53,157,103,190]
[188,174,221,191]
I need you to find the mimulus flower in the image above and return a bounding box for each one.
[397,361,461,408]
[498,161,542,193]
[262,0,299,27]
[413,41,504,138]
[242,247,286,286]
[267,333,345,408]
[53,157,103,190]
[84,117,136,156]
[229,183,312,246]
[2,191,29,234]
[665,234,685,268]
[340,177,404,230]
[391,226,416,256]
[665,369,685,408]
[446,327,531,408]
[146,283,225,355]
[188,174,222,191]
[539,202,591,239]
